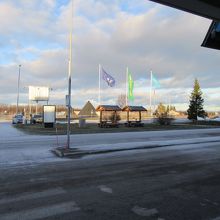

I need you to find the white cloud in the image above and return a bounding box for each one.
[0,0,219,111]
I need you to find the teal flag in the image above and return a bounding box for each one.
[128,70,134,101]
[152,74,161,88]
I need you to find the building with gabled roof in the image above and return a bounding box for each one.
[78,101,97,118]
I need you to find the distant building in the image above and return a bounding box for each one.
[168,110,180,117]
[73,108,81,116]
[78,101,97,118]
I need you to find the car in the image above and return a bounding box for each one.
[12,114,23,124]
[32,114,43,124]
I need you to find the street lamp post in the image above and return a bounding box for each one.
[16,64,21,115]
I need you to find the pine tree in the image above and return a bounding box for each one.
[187,79,206,120]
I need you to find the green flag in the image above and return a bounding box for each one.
[128,70,134,101]
[152,73,161,88]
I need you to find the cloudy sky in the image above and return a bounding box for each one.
[0,0,219,111]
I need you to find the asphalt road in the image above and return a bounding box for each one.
[1,122,220,167]
[1,123,220,219]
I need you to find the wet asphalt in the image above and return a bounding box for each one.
[0,123,220,219]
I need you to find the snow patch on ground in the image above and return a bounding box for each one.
[1,122,220,169]
[98,185,113,194]
[132,206,158,217]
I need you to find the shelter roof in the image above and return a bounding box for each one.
[96,105,121,111]
[122,106,147,112]
[201,21,220,50]
[149,0,220,21]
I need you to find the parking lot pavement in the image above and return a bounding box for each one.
[0,122,25,139]
[1,139,220,220]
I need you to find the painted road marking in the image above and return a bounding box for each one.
[132,206,158,217]
[0,201,80,220]
[0,187,66,205]
[201,198,219,207]
[29,177,48,182]
[98,185,113,194]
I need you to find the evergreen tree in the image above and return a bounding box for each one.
[187,79,206,120]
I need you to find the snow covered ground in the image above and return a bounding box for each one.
[0,122,26,139]
[1,122,220,169]
[210,117,220,122]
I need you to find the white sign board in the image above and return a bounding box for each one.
[29,86,49,101]
[43,105,56,123]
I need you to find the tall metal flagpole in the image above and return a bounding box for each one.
[126,67,128,106]
[150,70,152,116]
[16,64,21,115]
[98,64,101,105]
[66,0,73,149]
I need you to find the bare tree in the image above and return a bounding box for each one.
[117,94,126,108]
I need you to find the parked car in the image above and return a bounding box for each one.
[32,114,43,124]
[12,114,23,124]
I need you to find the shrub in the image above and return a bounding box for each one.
[155,113,175,125]
[156,117,174,125]
[109,112,121,123]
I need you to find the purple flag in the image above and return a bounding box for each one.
[101,67,115,87]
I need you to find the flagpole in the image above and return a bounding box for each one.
[66,0,73,149]
[153,89,156,114]
[98,64,101,105]
[126,67,128,106]
[150,70,152,116]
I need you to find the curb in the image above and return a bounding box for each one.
[51,138,220,158]
[51,147,91,158]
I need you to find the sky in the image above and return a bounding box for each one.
[0,0,219,111]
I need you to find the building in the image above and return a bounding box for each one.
[78,101,97,118]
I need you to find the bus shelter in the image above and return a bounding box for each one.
[96,105,121,128]
[122,106,147,127]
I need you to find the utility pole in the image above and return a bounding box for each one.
[16,64,21,115]
[66,0,73,149]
